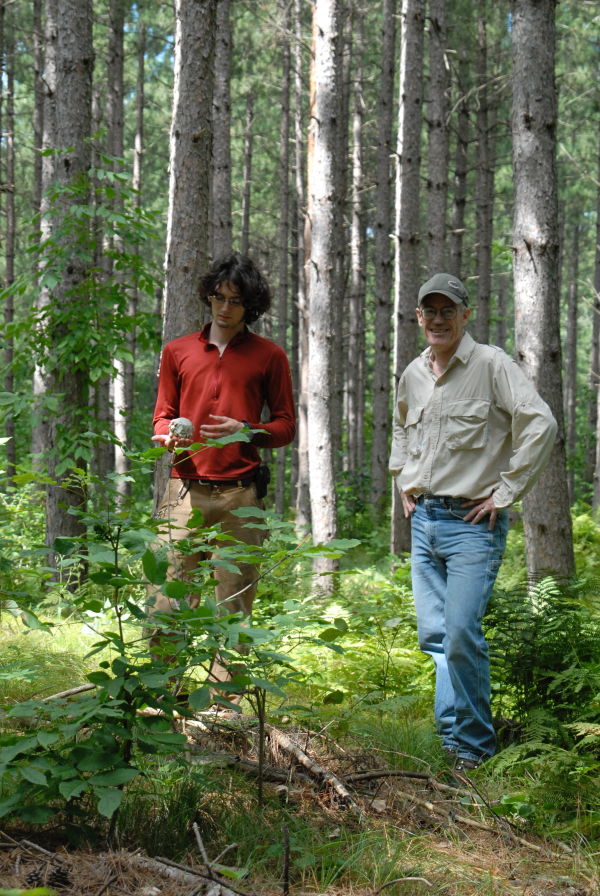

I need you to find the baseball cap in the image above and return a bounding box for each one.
[418,273,469,306]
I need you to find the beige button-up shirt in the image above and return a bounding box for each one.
[389,332,557,509]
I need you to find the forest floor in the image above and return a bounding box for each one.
[0,711,597,896]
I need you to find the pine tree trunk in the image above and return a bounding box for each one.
[45,0,94,562]
[391,0,425,556]
[474,12,494,344]
[305,0,341,584]
[370,0,396,512]
[511,0,574,578]
[293,0,310,533]
[32,0,58,467]
[449,49,469,279]
[211,0,232,259]
[564,224,579,505]
[2,1,16,478]
[115,14,145,495]
[156,0,216,509]
[275,0,292,516]
[162,0,216,345]
[425,0,449,272]
[346,13,366,482]
[589,132,600,504]
[240,93,254,256]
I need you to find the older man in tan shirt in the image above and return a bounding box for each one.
[389,273,556,770]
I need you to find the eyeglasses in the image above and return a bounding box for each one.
[209,293,244,308]
[419,306,459,321]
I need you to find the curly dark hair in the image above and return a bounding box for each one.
[199,252,272,324]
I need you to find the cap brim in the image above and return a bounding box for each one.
[419,289,467,306]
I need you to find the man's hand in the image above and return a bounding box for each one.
[199,415,245,440]
[462,493,498,530]
[151,433,192,452]
[400,490,417,518]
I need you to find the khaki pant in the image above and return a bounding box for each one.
[147,478,266,683]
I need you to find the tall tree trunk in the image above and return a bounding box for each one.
[156,0,217,509]
[474,11,494,344]
[425,0,449,272]
[115,12,145,495]
[589,130,600,505]
[97,0,126,485]
[346,12,366,483]
[449,48,469,279]
[294,0,310,532]
[370,0,396,512]
[391,0,425,555]
[275,0,292,516]
[305,0,341,583]
[212,0,232,259]
[240,93,254,256]
[564,223,579,505]
[494,275,508,351]
[45,0,94,561]
[32,0,58,468]
[33,0,43,226]
[511,0,574,578]
[2,0,16,478]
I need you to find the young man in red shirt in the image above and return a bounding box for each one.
[150,252,295,644]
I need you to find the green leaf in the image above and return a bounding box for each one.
[96,787,124,818]
[318,627,343,642]
[142,549,169,585]
[0,737,39,763]
[20,766,48,786]
[88,767,140,787]
[163,580,190,599]
[188,687,211,711]
[323,690,345,705]
[59,779,87,800]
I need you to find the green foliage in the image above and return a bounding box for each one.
[0,459,360,828]
[486,575,600,748]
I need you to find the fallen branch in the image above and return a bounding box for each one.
[345,768,430,783]
[265,725,363,817]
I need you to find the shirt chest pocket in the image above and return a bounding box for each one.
[405,406,425,457]
[445,399,490,450]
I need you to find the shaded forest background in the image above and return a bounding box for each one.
[0,0,599,566]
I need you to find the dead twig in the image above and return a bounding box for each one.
[94,873,118,896]
[345,768,430,783]
[265,725,363,818]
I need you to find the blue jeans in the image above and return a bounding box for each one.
[411,496,508,762]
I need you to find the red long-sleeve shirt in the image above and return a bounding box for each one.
[153,324,296,481]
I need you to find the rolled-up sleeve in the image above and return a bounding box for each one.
[491,358,558,508]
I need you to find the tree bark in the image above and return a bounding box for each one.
[275,0,292,516]
[45,0,94,562]
[564,223,579,505]
[511,0,574,578]
[449,48,469,280]
[156,0,216,510]
[391,0,425,555]
[293,0,310,532]
[425,0,449,272]
[370,0,396,513]
[162,0,216,345]
[305,0,342,583]
[211,0,232,259]
[589,129,600,506]
[473,11,494,344]
[240,93,254,256]
[346,11,366,483]
[2,0,16,478]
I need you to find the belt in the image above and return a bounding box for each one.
[415,494,469,506]
[196,476,256,489]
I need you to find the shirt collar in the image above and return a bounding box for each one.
[421,330,476,370]
[199,322,250,348]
